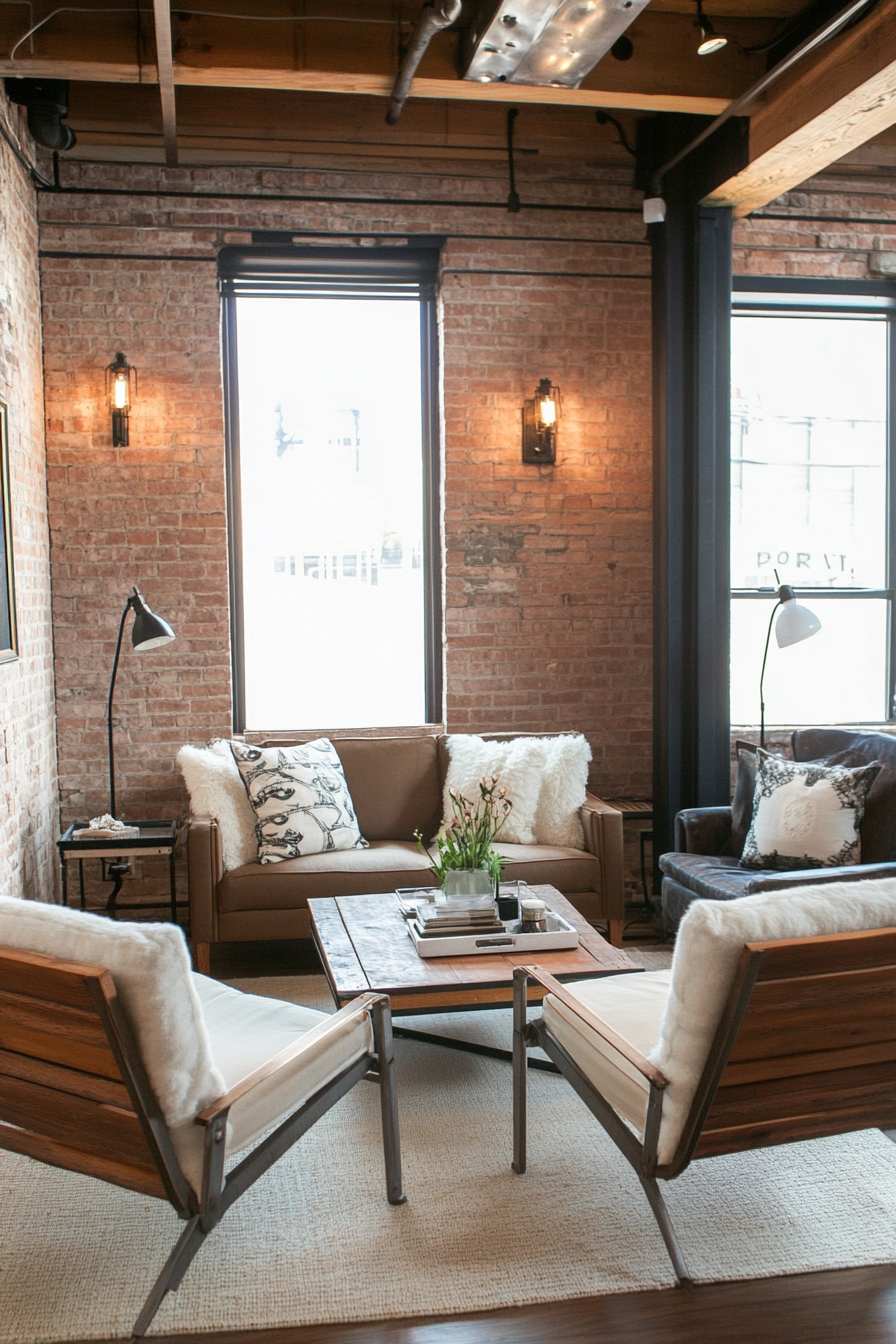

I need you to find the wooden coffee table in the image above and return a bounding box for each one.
[308,886,640,1069]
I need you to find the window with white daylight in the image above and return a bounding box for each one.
[730,285,896,728]
[221,242,441,732]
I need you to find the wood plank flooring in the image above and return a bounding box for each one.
[76,1265,896,1344]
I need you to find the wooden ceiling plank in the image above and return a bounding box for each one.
[151,0,178,166]
[0,57,729,117]
[704,0,896,215]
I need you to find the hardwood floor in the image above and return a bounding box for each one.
[78,1265,896,1344]
[128,936,895,1344]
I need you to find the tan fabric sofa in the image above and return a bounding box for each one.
[187,733,625,972]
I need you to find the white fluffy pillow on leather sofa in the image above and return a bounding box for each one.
[177,740,257,871]
[444,734,591,849]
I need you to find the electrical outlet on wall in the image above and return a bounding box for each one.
[102,859,142,882]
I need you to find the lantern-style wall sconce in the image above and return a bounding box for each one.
[522,378,560,464]
[105,351,136,447]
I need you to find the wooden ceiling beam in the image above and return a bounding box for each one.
[704,0,896,216]
[151,0,177,167]
[0,57,730,117]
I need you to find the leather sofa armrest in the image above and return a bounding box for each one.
[674,807,733,855]
[747,860,896,893]
[187,815,223,946]
[580,794,625,922]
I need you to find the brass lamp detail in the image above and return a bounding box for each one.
[105,351,136,447]
[522,378,560,464]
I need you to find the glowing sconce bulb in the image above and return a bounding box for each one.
[523,378,561,464]
[105,352,136,447]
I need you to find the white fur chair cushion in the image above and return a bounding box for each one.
[546,877,896,1165]
[0,896,224,1129]
[443,734,591,849]
[177,740,257,871]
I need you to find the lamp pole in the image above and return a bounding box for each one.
[106,588,175,819]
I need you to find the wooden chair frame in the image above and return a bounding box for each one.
[512,926,896,1283]
[0,945,404,1340]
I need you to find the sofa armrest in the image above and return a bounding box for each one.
[187,815,223,946]
[674,807,733,855]
[747,860,896,893]
[580,794,625,921]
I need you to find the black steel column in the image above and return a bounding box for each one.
[646,117,744,862]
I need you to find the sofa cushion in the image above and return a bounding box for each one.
[178,740,257,871]
[659,852,765,901]
[794,729,896,864]
[265,736,443,844]
[218,841,435,911]
[493,842,600,894]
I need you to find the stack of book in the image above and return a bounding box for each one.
[414,902,505,939]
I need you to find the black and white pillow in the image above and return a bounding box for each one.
[740,748,881,872]
[230,738,368,864]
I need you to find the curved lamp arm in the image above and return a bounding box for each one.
[107,588,175,819]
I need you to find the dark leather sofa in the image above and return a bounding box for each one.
[659,728,896,933]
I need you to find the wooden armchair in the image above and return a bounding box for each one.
[511,880,896,1282]
[0,898,404,1340]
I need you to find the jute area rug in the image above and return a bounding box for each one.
[1,955,896,1342]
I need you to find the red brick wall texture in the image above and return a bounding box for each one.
[0,108,58,900]
[38,155,654,839]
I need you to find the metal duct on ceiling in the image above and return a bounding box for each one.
[463,0,650,88]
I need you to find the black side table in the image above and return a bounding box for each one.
[57,820,184,923]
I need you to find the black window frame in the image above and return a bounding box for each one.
[220,237,444,733]
[731,275,896,725]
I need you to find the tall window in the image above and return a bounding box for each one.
[221,242,441,732]
[730,284,896,728]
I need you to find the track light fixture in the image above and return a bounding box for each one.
[694,0,728,54]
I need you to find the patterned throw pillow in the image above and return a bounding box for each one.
[740,749,881,872]
[230,739,368,864]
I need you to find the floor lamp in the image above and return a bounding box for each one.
[108,587,176,819]
[759,584,821,748]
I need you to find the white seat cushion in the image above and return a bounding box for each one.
[543,971,671,1136]
[542,879,896,1169]
[170,976,372,1191]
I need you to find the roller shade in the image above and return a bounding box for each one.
[218,239,443,300]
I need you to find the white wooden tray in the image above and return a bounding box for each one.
[408,912,580,959]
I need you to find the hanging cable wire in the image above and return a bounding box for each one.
[9,6,398,61]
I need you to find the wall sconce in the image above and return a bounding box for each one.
[522,378,560,465]
[105,351,136,447]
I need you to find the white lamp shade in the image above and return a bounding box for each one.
[775,597,821,648]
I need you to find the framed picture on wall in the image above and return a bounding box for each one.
[0,402,17,663]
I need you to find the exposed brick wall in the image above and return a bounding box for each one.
[39,149,654,867]
[0,102,58,899]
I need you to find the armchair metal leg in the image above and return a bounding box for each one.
[371,995,406,1206]
[638,1173,692,1286]
[129,1215,210,1341]
[512,968,528,1174]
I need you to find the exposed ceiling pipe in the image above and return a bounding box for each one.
[386,0,463,126]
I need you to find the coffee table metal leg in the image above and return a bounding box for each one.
[392,1024,559,1073]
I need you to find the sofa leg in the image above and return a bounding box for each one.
[193,942,211,975]
[608,919,624,949]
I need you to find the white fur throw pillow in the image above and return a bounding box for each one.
[0,896,225,1132]
[177,740,258,871]
[649,878,896,1164]
[533,734,590,849]
[444,736,544,845]
[443,734,591,849]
